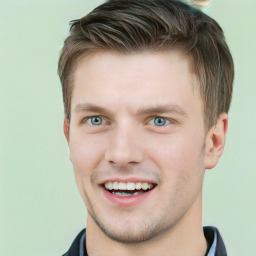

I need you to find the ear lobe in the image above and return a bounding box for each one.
[204,113,228,169]
[63,118,70,143]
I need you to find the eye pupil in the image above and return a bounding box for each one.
[154,117,166,126]
[91,116,102,125]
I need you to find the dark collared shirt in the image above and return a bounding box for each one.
[62,226,227,256]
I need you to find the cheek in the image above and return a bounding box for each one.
[150,136,197,161]
[69,134,107,205]
[148,134,205,208]
[69,133,107,188]
[70,133,105,167]
[147,132,205,179]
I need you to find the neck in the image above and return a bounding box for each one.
[86,192,208,256]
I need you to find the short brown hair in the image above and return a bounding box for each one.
[58,0,234,129]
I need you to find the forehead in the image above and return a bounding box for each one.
[72,50,202,115]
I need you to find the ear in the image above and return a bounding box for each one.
[63,117,70,143]
[204,113,228,169]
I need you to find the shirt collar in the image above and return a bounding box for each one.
[79,232,86,256]
[206,227,217,256]
[204,226,227,256]
[74,226,226,256]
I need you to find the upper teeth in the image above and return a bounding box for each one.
[104,181,153,191]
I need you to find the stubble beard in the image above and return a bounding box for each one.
[84,193,181,245]
[81,144,206,245]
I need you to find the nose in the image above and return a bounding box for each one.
[105,123,143,167]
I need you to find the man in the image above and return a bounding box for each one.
[58,0,234,255]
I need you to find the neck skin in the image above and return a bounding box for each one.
[86,191,208,256]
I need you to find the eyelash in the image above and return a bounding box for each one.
[82,116,173,127]
[82,116,107,125]
[148,116,171,127]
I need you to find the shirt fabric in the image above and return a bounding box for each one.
[62,226,227,256]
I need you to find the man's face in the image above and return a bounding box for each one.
[66,50,209,243]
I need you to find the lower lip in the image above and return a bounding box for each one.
[101,186,155,207]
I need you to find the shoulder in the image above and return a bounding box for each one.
[61,229,86,256]
[204,226,227,256]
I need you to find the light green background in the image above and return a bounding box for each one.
[1,0,255,255]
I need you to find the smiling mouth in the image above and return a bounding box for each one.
[103,181,156,197]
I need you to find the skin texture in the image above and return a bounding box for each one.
[64,50,228,256]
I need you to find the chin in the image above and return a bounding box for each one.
[89,210,175,244]
[98,223,157,244]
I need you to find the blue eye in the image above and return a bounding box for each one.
[88,116,105,125]
[150,117,170,126]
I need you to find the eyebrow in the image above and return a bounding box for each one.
[74,103,188,117]
[74,103,112,116]
[136,104,188,117]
